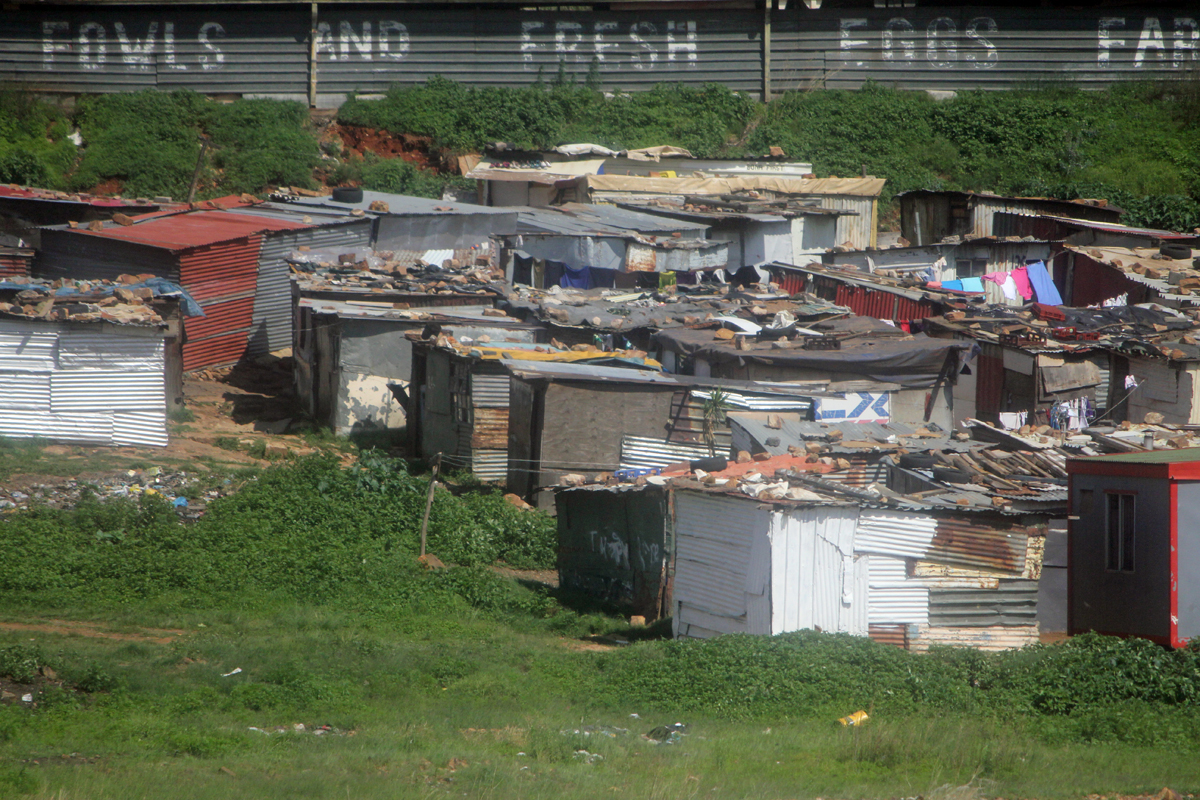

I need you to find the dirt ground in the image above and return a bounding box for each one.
[0,620,187,645]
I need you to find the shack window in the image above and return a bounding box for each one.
[450,363,472,425]
[1105,492,1136,572]
[955,258,989,278]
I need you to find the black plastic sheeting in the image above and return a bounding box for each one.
[653,327,972,388]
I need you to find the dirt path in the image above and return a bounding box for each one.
[0,620,188,645]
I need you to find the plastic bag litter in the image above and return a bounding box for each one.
[643,723,687,744]
[838,710,869,726]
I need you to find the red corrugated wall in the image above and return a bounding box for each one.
[1069,255,1148,307]
[0,250,33,279]
[834,284,938,323]
[975,349,1005,421]
[179,236,263,370]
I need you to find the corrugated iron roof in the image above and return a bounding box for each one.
[70,211,311,252]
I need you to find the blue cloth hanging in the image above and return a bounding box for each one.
[1025,261,1063,305]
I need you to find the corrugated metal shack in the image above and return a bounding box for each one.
[1068,448,1200,649]
[651,317,971,429]
[0,185,179,247]
[587,175,884,251]
[993,213,1200,250]
[667,480,1046,650]
[615,197,851,268]
[0,279,190,448]
[507,203,725,286]
[764,262,959,325]
[504,359,832,506]
[295,299,542,437]
[276,190,519,252]
[408,340,657,483]
[227,203,374,356]
[897,191,1123,247]
[555,483,672,621]
[37,207,314,370]
[822,238,1059,283]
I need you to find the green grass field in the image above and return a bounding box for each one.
[2,451,1199,799]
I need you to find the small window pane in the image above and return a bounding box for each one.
[1121,495,1136,572]
[1106,493,1121,571]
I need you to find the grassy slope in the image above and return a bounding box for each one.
[1,604,1198,800]
[1,452,1200,798]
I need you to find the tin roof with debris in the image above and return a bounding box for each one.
[0,277,196,326]
[52,209,311,251]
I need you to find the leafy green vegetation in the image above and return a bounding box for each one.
[0,91,76,189]
[339,77,756,156]
[1,448,1200,797]
[360,155,471,199]
[344,78,1200,230]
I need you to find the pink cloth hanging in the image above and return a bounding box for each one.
[1010,267,1034,300]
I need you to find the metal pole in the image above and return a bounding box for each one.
[308,2,319,108]
[419,453,441,558]
[762,0,772,102]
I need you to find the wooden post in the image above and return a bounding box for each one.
[419,453,441,558]
[186,140,209,205]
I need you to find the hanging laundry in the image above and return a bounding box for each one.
[982,270,1009,285]
[1010,267,1035,300]
[1025,261,1063,305]
[942,279,964,292]
[998,274,1021,303]
[559,263,593,289]
[999,411,1028,430]
[959,276,985,294]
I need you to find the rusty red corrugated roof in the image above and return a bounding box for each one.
[76,210,310,251]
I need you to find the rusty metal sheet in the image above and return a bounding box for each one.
[625,241,657,273]
[867,624,908,649]
[470,406,509,450]
[928,517,1028,574]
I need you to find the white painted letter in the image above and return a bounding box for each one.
[164,22,187,70]
[882,18,914,63]
[521,21,545,70]
[666,20,697,69]
[1135,17,1166,66]
[629,22,658,70]
[378,21,409,60]
[594,21,618,64]
[198,22,225,70]
[1176,18,1199,68]
[78,22,107,71]
[926,18,957,68]
[115,21,158,70]
[315,22,337,61]
[339,21,372,61]
[839,18,868,66]
[555,21,584,62]
[966,17,998,68]
[42,21,69,70]
[1098,17,1126,66]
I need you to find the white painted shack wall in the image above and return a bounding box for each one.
[768,506,867,636]
[0,320,167,447]
[335,371,407,436]
[673,492,774,639]
[856,511,935,625]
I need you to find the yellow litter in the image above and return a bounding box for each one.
[838,710,869,726]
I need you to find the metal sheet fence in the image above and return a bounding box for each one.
[5,5,1197,98]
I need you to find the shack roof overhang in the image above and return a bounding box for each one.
[1068,447,1200,479]
[501,357,883,395]
[652,327,972,388]
[895,190,1125,217]
[43,209,311,252]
